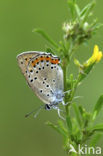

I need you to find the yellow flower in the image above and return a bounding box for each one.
[96,51,102,62]
[84,45,102,67]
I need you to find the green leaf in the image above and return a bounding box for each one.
[92,95,103,120]
[33,28,59,49]
[78,105,84,115]
[71,118,83,143]
[66,115,72,135]
[74,4,80,20]
[45,46,55,54]
[68,0,80,21]
[92,23,103,31]
[88,124,103,132]
[46,121,67,138]
[58,120,68,134]
[70,74,74,88]
[78,63,94,82]
[68,0,76,18]
[73,103,82,127]
[80,1,95,23]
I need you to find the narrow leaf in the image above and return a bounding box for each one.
[73,103,82,127]
[66,115,72,135]
[88,124,103,132]
[33,28,59,49]
[46,121,67,137]
[92,23,103,31]
[74,4,80,19]
[78,105,85,117]
[58,120,68,135]
[80,1,95,23]
[92,95,103,120]
[68,0,75,18]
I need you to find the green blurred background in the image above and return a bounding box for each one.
[0,0,103,156]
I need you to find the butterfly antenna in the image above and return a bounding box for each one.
[34,106,43,118]
[25,105,44,118]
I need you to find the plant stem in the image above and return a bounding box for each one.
[62,58,69,116]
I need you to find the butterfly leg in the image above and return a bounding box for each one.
[52,105,65,120]
[62,96,83,106]
[62,100,71,106]
[57,108,65,120]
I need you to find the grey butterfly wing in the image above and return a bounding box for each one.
[17,51,41,78]
[27,53,64,104]
[17,52,64,105]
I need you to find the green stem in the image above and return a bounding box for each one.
[63,59,69,115]
[69,73,81,102]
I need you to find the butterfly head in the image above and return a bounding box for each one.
[45,104,51,110]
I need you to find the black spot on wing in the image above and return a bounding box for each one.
[34,77,37,80]
[30,79,33,82]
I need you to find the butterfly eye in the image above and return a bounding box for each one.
[45,104,51,110]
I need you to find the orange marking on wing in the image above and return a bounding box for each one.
[45,57,51,61]
[39,57,45,61]
[31,58,39,66]
[31,56,60,66]
[51,59,59,64]
[32,61,36,66]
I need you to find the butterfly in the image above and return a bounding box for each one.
[17,51,66,119]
